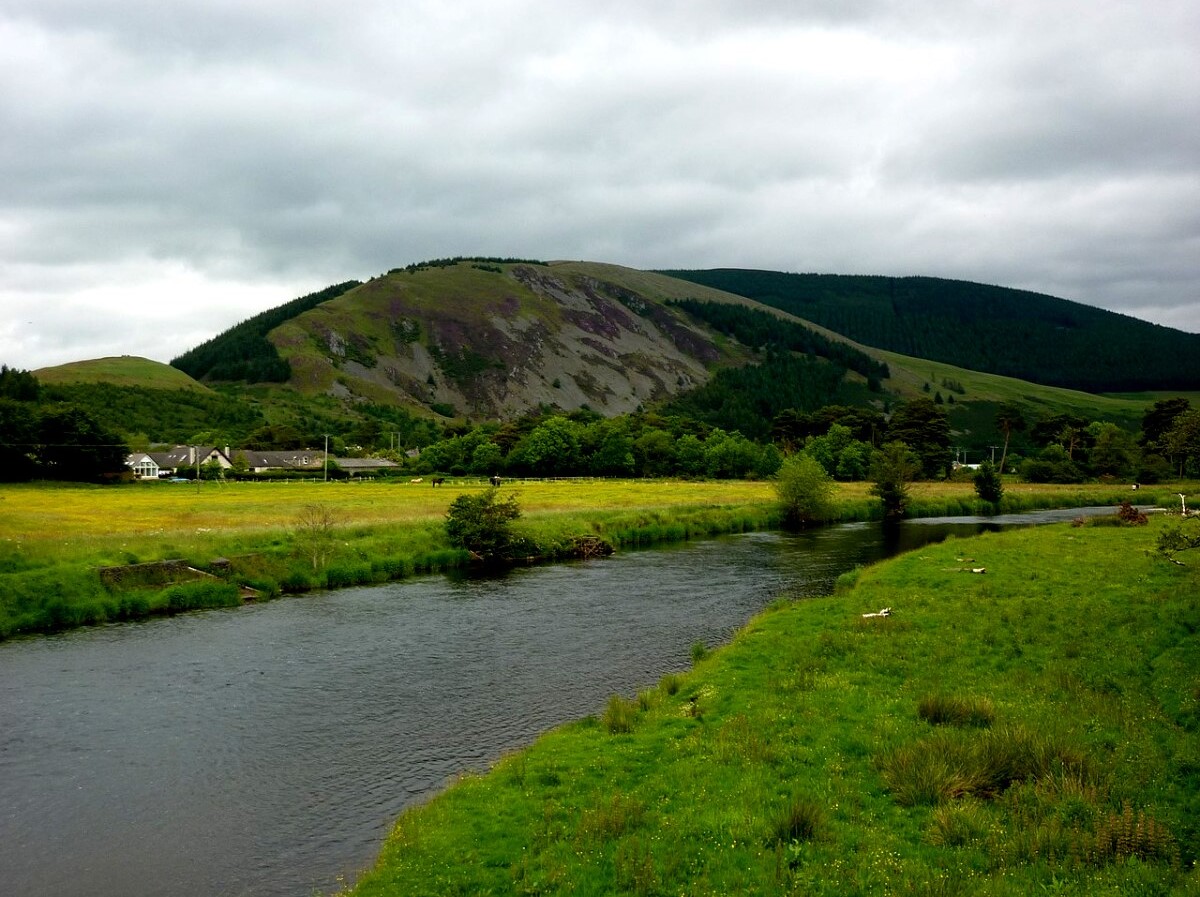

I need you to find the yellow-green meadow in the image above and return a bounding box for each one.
[1,477,1191,640]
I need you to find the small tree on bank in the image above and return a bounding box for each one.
[870,442,920,520]
[294,503,340,571]
[445,488,521,561]
[973,460,1004,505]
[775,453,836,528]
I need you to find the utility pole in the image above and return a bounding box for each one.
[324,435,329,482]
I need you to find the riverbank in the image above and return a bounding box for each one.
[345,514,1199,896]
[0,479,1192,639]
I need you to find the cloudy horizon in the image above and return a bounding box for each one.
[2,0,1198,372]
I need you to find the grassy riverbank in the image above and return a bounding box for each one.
[345,514,1199,896]
[0,479,1192,639]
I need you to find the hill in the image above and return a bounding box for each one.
[661,269,1200,393]
[148,259,1195,455]
[177,260,755,419]
[34,355,210,391]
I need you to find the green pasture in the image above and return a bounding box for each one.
[32,354,209,390]
[875,348,1153,421]
[0,478,1193,640]
[347,515,1200,896]
[0,478,775,638]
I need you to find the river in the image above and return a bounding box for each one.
[0,509,1111,897]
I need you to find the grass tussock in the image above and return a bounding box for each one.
[917,693,996,728]
[770,794,823,845]
[658,672,683,696]
[880,724,1088,806]
[602,694,639,734]
[576,793,647,842]
[927,798,993,847]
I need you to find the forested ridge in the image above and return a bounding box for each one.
[170,280,362,383]
[663,269,1200,393]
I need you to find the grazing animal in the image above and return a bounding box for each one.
[490,475,502,487]
[410,477,423,484]
[431,477,445,487]
[861,607,891,619]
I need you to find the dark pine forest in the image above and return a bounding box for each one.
[664,269,1200,393]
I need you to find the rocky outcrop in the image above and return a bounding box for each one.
[272,261,732,419]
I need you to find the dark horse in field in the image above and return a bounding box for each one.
[490,475,501,487]
[431,477,445,487]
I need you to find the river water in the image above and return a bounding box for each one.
[0,509,1110,897]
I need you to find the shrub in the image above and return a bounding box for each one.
[280,570,317,592]
[834,566,862,592]
[774,453,836,528]
[972,460,1004,505]
[1115,501,1148,525]
[870,442,920,519]
[444,488,521,561]
[324,562,374,588]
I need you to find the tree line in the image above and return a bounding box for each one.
[0,366,129,482]
[5,353,1196,488]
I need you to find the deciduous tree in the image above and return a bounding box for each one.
[870,442,920,519]
[445,488,521,561]
[775,454,836,528]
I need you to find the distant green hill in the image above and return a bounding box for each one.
[28,356,266,447]
[661,269,1200,393]
[35,355,209,391]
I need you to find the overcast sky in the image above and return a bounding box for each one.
[2,0,1198,371]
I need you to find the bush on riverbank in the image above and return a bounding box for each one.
[347,516,1199,896]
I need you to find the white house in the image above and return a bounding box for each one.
[127,446,233,478]
[126,452,161,479]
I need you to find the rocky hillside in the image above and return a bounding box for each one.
[267,261,757,418]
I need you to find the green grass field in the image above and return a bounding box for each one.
[1,478,1194,641]
[345,515,1200,896]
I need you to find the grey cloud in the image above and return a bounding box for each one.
[1,0,1198,373]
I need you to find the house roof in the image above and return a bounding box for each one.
[146,445,227,468]
[334,457,398,470]
[234,449,325,469]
